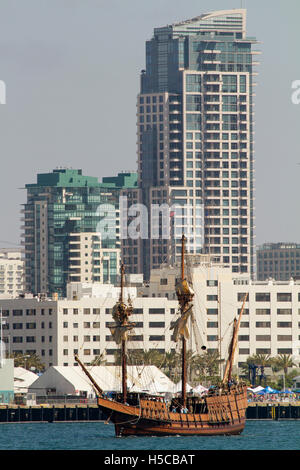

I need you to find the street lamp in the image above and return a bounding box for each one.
[23,355,30,370]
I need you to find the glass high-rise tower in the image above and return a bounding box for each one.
[22,169,137,296]
[129,9,260,280]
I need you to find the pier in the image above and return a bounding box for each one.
[0,403,300,423]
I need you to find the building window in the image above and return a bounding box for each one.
[255,322,271,328]
[255,293,270,302]
[256,335,271,341]
[256,309,270,315]
[13,337,23,343]
[207,335,218,341]
[206,309,218,315]
[149,308,165,314]
[133,309,143,314]
[277,335,292,341]
[26,309,36,316]
[207,280,218,287]
[277,293,292,302]
[277,309,292,315]
[277,322,292,328]
[149,322,165,328]
[26,337,35,343]
[277,349,292,354]
[256,349,271,355]
[207,322,218,328]
[13,310,23,316]
[149,335,165,341]
[238,335,249,341]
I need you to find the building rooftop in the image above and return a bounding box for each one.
[258,243,300,251]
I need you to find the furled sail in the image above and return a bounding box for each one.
[109,299,135,345]
[170,305,193,341]
[170,278,195,342]
[175,279,194,301]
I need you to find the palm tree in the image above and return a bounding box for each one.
[9,352,45,372]
[274,354,297,376]
[161,350,180,380]
[253,354,272,386]
[204,351,223,378]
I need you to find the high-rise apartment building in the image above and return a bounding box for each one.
[257,243,300,281]
[0,249,24,297]
[127,9,259,280]
[22,169,137,296]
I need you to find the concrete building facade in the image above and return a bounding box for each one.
[257,243,300,281]
[0,249,24,298]
[1,262,300,372]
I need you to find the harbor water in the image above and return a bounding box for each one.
[0,420,299,450]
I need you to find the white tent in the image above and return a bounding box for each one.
[172,380,194,394]
[193,384,209,395]
[28,365,175,397]
[14,367,38,394]
[248,385,264,393]
[125,365,175,394]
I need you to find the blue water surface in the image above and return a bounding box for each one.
[0,421,299,450]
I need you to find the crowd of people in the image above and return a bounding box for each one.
[247,392,300,403]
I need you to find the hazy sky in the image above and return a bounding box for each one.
[0,0,299,248]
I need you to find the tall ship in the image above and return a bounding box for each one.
[75,235,248,437]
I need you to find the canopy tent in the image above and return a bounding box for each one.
[193,384,209,395]
[278,389,293,394]
[256,386,279,395]
[28,365,175,397]
[14,367,38,394]
[264,386,279,394]
[247,385,264,393]
[173,380,194,394]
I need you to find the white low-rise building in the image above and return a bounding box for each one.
[1,262,300,373]
[0,249,24,298]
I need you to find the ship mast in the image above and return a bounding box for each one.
[222,292,248,385]
[181,235,187,408]
[120,263,127,404]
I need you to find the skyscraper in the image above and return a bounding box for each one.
[22,169,137,296]
[128,9,259,280]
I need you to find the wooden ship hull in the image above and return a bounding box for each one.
[97,384,248,437]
